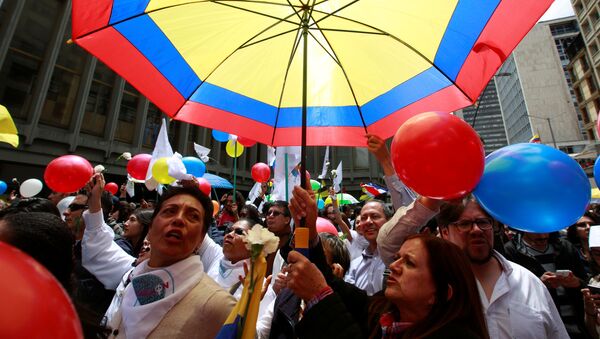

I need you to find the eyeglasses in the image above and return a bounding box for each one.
[449,218,494,232]
[267,210,282,217]
[67,203,88,212]
[226,227,246,236]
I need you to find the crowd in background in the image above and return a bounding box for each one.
[1,136,600,338]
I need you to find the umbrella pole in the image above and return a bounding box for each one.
[300,14,308,192]
[285,153,289,202]
[233,142,237,204]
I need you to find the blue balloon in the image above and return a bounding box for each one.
[182,157,206,178]
[212,130,230,142]
[0,180,6,195]
[473,143,590,233]
[594,157,600,188]
[317,199,325,209]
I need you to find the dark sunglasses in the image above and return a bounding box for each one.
[67,203,88,212]
[226,227,246,236]
[267,210,282,217]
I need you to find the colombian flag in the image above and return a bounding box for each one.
[529,134,541,143]
[216,255,267,339]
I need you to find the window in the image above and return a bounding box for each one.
[82,61,114,136]
[40,22,87,129]
[114,82,139,143]
[143,103,162,147]
[0,0,60,120]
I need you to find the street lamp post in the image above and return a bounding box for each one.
[527,114,557,148]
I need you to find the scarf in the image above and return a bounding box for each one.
[380,312,412,338]
[120,255,204,338]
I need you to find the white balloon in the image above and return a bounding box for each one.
[20,178,43,198]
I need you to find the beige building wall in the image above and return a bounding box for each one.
[512,22,583,145]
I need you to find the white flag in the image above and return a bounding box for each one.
[193,143,211,162]
[145,119,174,190]
[333,161,343,193]
[167,152,193,181]
[272,146,301,202]
[126,177,136,197]
[318,146,330,179]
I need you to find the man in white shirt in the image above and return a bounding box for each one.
[344,200,391,296]
[377,197,569,338]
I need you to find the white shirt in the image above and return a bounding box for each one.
[345,230,369,261]
[482,252,569,339]
[344,247,386,296]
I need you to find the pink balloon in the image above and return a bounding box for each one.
[104,182,118,195]
[198,178,212,197]
[251,163,271,183]
[44,155,93,193]
[316,217,338,235]
[127,154,152,180]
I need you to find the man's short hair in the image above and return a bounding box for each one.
[363,199,393,220]
[270,200,291,218]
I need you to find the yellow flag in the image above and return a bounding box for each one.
[0,105,18,148]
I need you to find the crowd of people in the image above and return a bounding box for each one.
[1,135,600,338]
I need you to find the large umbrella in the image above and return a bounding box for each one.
[71,1,552,188]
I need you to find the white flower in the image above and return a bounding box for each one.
[122,152,132,160]
[330,169,337,177]
[94,165,105,173]
[243,224,279,256]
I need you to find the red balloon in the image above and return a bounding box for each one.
[0,242,83,338]
[238,137,256,147]
[105,182,119,195]
[251,163,271,183]
[390,112,484,199]
[316,217,338,235]
[127,154,152,180]
[44,155,93,193]
[198,177,212,197]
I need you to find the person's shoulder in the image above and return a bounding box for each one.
[426,322,481,339]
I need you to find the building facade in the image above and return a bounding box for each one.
[496,17,586,153]
[0,0,386,197]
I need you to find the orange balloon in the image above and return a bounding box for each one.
[212,200,219,217]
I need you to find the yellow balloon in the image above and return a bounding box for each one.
[152,157,175,184]
[226,140,244,158]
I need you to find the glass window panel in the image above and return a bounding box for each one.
[40,22,87,128]
[82,61,114,136]
[114,82,138,143]
[0,0,60,119]
[143,103,162,147]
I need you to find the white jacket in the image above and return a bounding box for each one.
[82,210,224,290]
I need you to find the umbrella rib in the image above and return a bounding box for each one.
[309,17,368,133]
[171,11,299,119]
[211,0,300,25]
[309,7,474,102]
[270,20,304,145]
[239,27,300,49]
[306,31,341,67]
[309,27,386,35]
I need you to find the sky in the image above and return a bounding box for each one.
[539,0,576,21]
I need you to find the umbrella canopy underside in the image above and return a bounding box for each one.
[72,0,552,146]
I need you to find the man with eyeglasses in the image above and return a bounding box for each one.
[377,197,568,338]
[504,230,587,337]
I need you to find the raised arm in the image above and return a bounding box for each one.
[366,134,416,209]
[377,197,441,266]
[82,173,135,290]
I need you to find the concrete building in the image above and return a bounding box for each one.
[495,17,586,153]
[456,79,509,155]
[0,0,386,197]
[572,0,600,92]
